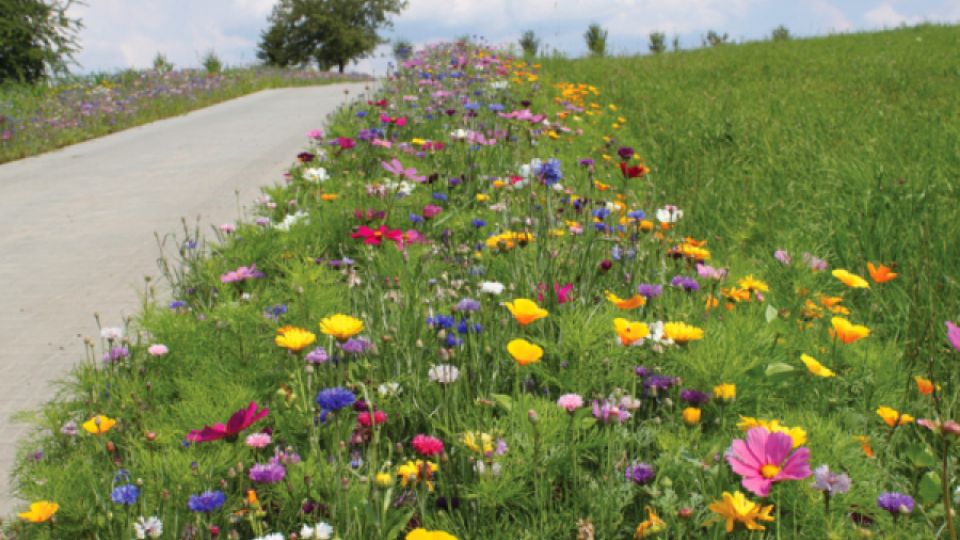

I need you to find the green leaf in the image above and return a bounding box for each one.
[918,471,941,504]
[491,393,513,412]
[765,304,778,323]
[765,362,795,376]
[905,443,937,468]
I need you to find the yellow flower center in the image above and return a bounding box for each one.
[761,464,780,479]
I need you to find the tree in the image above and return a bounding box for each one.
[771,24,791,41]
[0,0,82,83]
[257,0,407,73]
[584,23,608,57]
[702,30,730,47]
[519,30,539,58]
[648,31,666,54]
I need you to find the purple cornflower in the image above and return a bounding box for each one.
[111,484,140,505]
[592,399,632,424]
[187,490,225,513]
[624,462,655,484]
[471,218,487,228]
[637,283,662,298]
[643,375,678,397]
[103,346,129,363]
[802,252,828,271]
[454,298,481,312]
[877,492,914,516]
[774,249,792,265]
[249,462,286,484]
[305,347,329,364]
[679,388,710,406]
[696,263,728,281]
[617,146,635,160]
[810,464,851,495]
[579,158,595,167]
[339,337,372,355]
[670,275,700,292]
[634,366,652,378]
[536,158,563,185]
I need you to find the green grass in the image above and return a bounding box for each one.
[7,25,960,540]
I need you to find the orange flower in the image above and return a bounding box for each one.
[605,291,646,310]
[856,435,875,459]
[914,376,939,396]
[867,262,897,283]
[832,269,870,289]
[876,406,914,427]
[18,501,59,523]
[503,298,549,326]
[831,317,870,344]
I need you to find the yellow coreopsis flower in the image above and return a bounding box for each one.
[707,491,775,533]
[832,269,870,289]
[663,322,704,344]
[713,383,736,401]
[876,406,914,427]
[507,338,543,366]
[800,354,836,378]
[737,416,807,448]
[375,472,394,487]
[406,529,458,540]
[318,314,364,341]
[503,298,548,326]
[737,275,769,293]
[18,501,59,523]
[831,317,870,344]
[634,506,667,538]
[82,414,117,435]
[613,318,650,346]
[275,326,316,352]
[605,290,646,310]
[462,431,494,455]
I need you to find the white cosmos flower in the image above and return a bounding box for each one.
[276,211,308,231]
[300,522,334,539]
[428,364,460,384]
[479,281,505,295]
[134,516,163,539]
[656,205,683,223]
[490,80,508,90]
[303,167,329,183]
[378,382,401,396]
[450,128,468,140]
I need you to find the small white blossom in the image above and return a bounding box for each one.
[134,516,163,539]
[100,327,123,340]
[301,521,335,539]
[428,364,460,384]
[479,281,505,295]
[303,167,329,183]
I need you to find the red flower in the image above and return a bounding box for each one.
[187,402,269,443]
[336,137,356,150]
[357,410,388,427]
[351,225,405,247]
[411,434,444,456]
[619,161,650,179]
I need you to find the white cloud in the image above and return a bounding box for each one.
[864,3,922,27]
[810,0,853,32]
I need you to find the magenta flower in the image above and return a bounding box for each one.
[592,399,631,424]
[422,204,443,219]
[351,225,405,247]
[381,158,426,182]
[187,402,269,443]
[411,434,444,456]
[220,264,265,283]
[946,321,960,352]
[336,137,356,149]
[727,427,812,497]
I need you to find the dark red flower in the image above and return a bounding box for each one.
[187,402,269,443]
[619,161,650,179]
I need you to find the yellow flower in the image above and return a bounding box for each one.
[831,317,870,344]
[318,314,364,341]
[605,290,646,310]
[832,269,870,289]
[682,407,702,425]
[634,506,667,538]
[507,338,543,366]
[462,431,494,455]
[663,322,704,344]
[275,326,317,352]
[475,193,489,202]
[876,406,914,427]
[375,472,394,487]
[737,275,769,293]
[713,383,736,401]
[800,354,836,378]
[406,529,458,540]
[613,318,650,346]
[396,460,438,490]
[737,417,807,448]
[82,415,117,435]
[707,491,775,533]
[18,501,59,523]
[503,298,548,326]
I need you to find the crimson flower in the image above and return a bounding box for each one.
[619,161,650,179]
[351,225,405,247]
[336,137,356,149]
[411,434,444,456]
[187,402,269,443]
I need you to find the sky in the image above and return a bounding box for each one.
[66,0,960,76]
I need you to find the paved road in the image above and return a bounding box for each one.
[0,82,371,515]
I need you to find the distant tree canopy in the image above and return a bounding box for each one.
[0,0,82,83]
[257,0,407,73]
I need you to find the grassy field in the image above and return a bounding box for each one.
[0,67,368,164]
[7,25,960,539]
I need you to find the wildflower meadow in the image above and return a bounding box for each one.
[9,25,960,539]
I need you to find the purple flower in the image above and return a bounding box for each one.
[454,298,481,312]
[679,388,710,405]
[634,366,651,378]
[637,283,662,298]
[592,399,632,424]
[102,346,129,363]
[774,249,792,265]
[946,321,960,352]
[810,464,851,495]
[643,375,677,397]
[316,387,356,421]
[220,264,265,283]
[696,263,727,281]
[877,492,914,515]
[670,275,700,292]
[249,462,286,484]
[802,252,828,271]
[111,484,140,505]
[624,462,655,484]
[187,490,225,513]
[339,337,372,355]
[305,347,329,364]
[578,158,595,167]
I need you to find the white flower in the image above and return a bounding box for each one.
[147,344,168,357]
[276,211,308,231]
[646,321,674,349]
[303,167,329,183]
[518,158,542,179]
[490,80,508,90]
[450,128,468,140]
[479,281,505,295]
[100,327,123,340]
[252,534,284,540]
[655,205,683,223]
[301,522,335,539]
[134,516,163,539]
[383,179,415,197]
[378,382,401,396]
[428,364,460,384]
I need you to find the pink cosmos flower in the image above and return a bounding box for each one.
[371,138,392,148]
[381,158,426,182]
[946,321,960,352]
[245,432,272,449]
[220,264,265,283]
[306,129,324,139]
[147,344,169,357]
[411,434,444,456]
[351,226,405,247]
[336,137,355,149]
[187,401,269,443]
[727,427,812,497]
[557,393,584,412]
[422,204,443,219]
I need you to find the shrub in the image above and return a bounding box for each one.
[648,31,666,54]
[702,30,730,47]
[772,25,791,41]
[393,39,413,61]
[201,50,223,74]
[152,52,174,73]
[520,30,540,58]
[584,23,608,57]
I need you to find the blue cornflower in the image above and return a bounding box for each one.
[409,213,424,224]
[488,103,504,112]
[356,110,368,118]
[536,158,563,185]
[427,314,456,330]
[471,218,487,228]
[454,298,481,312]
[264,304,287,320]
[464,101,481,111]
[111,484,140,505]
[592,208,610,220]
[877,492,914,516]
[187,490,225,513]
[445,334,463,347]
[433,192,448,202]
[627,210,646,220]
[315,387,356,412]
[169,300,187,309]
[637,283,663,298]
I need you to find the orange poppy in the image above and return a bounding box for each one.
[867,262,898,283]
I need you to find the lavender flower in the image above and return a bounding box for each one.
[802,252,828,271]
[643,375,678,397]
[810,464,851,495]
[592,399,632,424]
[249,462,286,484]
[339,337,372,355]
[455,298,481,312]
[103,346,130,363]
[670,275,700,292]
[877,492,914,516]
[624,462,655,485]
[679,388,710,406]
[696,263,728,281]
[304,347,329,364]
[637,283,662,298]
[774,249,792,265]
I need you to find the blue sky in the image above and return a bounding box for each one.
[67,0,960,75]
